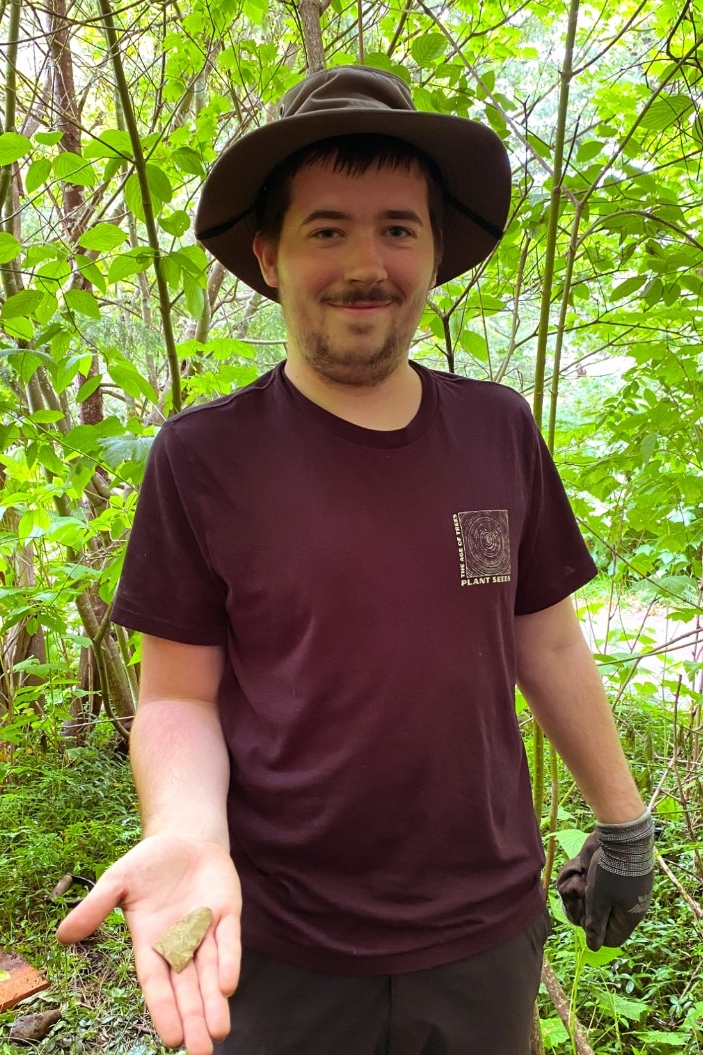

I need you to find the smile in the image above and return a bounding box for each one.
[326,301,394,310]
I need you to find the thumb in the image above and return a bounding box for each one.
[56,869,125,944]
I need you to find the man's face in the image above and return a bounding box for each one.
[253,159,437,387]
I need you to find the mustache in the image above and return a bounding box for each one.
[321,288,401,305]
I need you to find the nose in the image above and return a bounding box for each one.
[343,233,388,284]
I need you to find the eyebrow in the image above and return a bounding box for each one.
[300,209,425,227]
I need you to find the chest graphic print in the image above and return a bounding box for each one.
[453,510,511,586]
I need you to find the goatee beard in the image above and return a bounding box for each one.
[302,332,407,387]
[279,282,429,388]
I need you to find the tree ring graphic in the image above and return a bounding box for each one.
[457,510,510,578]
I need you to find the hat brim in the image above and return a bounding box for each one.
[195,109,511,300]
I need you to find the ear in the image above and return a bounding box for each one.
[252,232,279,289]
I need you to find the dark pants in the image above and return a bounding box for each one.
[215,910,550,1055]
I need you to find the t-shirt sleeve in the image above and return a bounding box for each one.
[514,423,597,615]
[111,424,228,645]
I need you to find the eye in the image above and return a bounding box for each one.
[385,225,414,239]
[311,228,341,240]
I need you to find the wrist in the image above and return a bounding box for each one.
[141,822,230,851]
[595,810,654,877]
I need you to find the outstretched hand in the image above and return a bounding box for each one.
[57,834,242,1055]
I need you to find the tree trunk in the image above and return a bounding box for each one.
[48,0,84,238]
[299,0,327,72]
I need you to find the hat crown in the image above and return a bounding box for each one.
[196,65,511,299]
[280,66,416,120]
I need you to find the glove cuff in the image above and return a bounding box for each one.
[596,810,654,877]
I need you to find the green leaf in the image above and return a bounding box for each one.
[36,444,66,476]
[526,133,552,160]
[640,434,657,463]
[639,94,693,132]
[540,1017,568,1049]
[611,275,646,300]
[460,330,488,362]
[363,52,397,74]
[53,151,97,187]
[25,157,52,194]
[579,940,622,967]
[36,259,72,293]
[34,130,64,146]
[146,163,173,204]
[634,1031,687,1048]
[410,33,447,67]
[84,128,133,159]
[76,375,102,402]
[554,828,588,858]
[242,0,267,25]
[75,255,107,293]
[36,292,58,324]
[24,243,62,267]
[104,157,123,182]
[159,210,191,237]
[124,172,145,221]
[2,290,45,319]
[183,274,205,318]
[177,244,207,275]
[171,148,206,178]
[65,289,101,319]
[0,132,32,166]
[577,140,605,163]
[107,248,154,284]
[99,434,154,469]
[29,409,64,424]
[160,253,181,289]
[0,232,21,264]
[107,359,158,403]
[64,423,102,455]
[595,991,649,1023]
[18,507,51,542]
[78,223,128,252]
[692,113,703,145]
[3,317,34,340]
[46,516,90,547]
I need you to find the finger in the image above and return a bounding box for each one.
[195,934,231,1041]
[559,890,585,927]
[171,959,214,1055]
[135,945,185,1049]
[585,905,608,951]
[215,913,241,996]
[56,872,124,943]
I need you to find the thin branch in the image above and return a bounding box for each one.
[97,0,182,412]
[541,959,596,1055]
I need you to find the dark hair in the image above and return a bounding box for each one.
[254,134,445,269]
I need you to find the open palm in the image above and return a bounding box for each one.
[57,834,241,1055]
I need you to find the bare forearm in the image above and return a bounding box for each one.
[515,600,644,824]
[130,697,231,847]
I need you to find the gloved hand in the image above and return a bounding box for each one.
[556,811,654,951]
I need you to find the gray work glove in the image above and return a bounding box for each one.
[556,811,654,951]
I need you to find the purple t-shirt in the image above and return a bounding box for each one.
[112,362,596,974]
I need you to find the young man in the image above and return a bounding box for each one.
[58,66,654,1055]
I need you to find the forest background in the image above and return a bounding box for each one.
[0,0,702,1052]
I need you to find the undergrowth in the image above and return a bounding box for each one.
[2,608,702,1055]
[0,726,174,1055]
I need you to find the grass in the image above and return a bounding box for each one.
[0,725,176,1055]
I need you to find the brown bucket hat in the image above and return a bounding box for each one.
[195,65,512,300]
